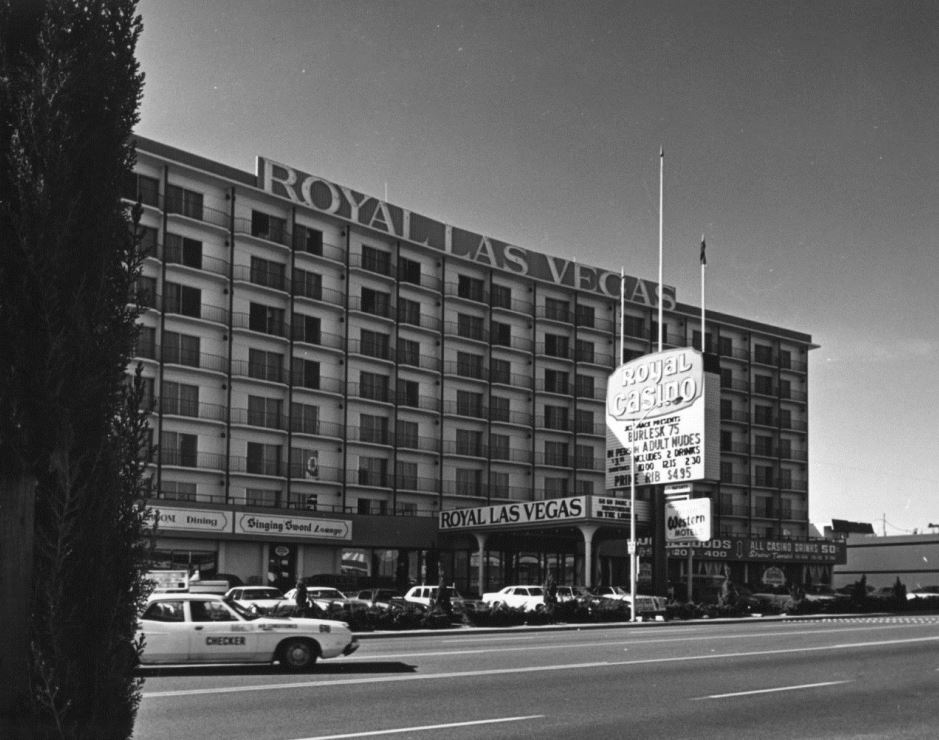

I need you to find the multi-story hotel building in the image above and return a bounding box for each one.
[127,135,841,597]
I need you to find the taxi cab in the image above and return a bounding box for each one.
[137,593,359,671]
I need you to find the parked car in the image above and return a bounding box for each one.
[353,588,402,608]
[907,585,939,600]
[803,585,839,603]
[402,584,465,607]
[555,585,590,603]
[223,586,284,613]
[283,586,369,611]
[481,585,545,611]
[137,593,358,670]
[589,585,630,601]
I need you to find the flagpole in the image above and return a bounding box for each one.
[700,235,706,353]
[619,267,625,364]
[658,148,664,353]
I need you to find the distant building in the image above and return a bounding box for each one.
[127,135,833,595]
[832,531,939,590]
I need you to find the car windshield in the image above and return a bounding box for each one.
[244,588,282,599]
[310,588,345,600]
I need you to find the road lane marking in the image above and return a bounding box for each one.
[141,633,939,699]
[694,680,852,700]
[291,714,544,739]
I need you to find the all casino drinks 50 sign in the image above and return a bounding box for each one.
[606,348,706,486]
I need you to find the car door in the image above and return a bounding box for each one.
[139,599,190,663]
[187,599,261,662]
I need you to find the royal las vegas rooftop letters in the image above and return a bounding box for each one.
[259,158,676,309]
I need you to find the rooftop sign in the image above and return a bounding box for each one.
[257,158,676,309]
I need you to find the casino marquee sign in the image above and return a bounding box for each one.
[258,158,676,310]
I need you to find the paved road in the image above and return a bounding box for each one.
[135,615,939,739]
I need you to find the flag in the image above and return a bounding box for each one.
[700,236,706,266]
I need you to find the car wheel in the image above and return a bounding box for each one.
[279,639,318,671]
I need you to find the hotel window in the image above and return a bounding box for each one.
[490,434,510,461]
[292,267,322,300]
[124,172,159,207]
[251,210,287,243]
[456,351,484,379]
[247,442,282,476]
[360,328,390,359]
[778,469,793,489]
[623,314,645,338]
[456,390,483,418]
[719,336,733,356]
[249,302,285,336]
[491,471,509,498]
[397,378,419,407]
[250,348,284,382]
[290,402,319,434]
[490,395,510,422]
[575,339,594,364]
[456,429,483,457]
[163,331,200,367]
[360,414,389,444]
[293,224,323,255]
[754,435,774,456]
[545,334,569,358]
[360,371,389,402]
[357,497,388,514]
[779,379,792,400]
[779,349,793,370]
[575,374,595,399]
[544,477,569,498]
[545,297,570,322]
[544,405,569,431]
[491,283,512,309]
[576,480,594,496]
[396,461,418,489]
[397,297,420,326]
[250,256,286,290]
[361,245,391,276]
[358,457,388,487]
[165,233,203,269]
[162,480,196,502]
[397,256,421,285]
[134,276,157,308]
[754,344,774,365]
[778,438,792,458]
[361,287,391,318]
[396,420,419,449]
[397,337,420,367]
[575,304,595,328]
[456,468,482,496]
[720,430,733,451]
[290,357,319,388]
[544,369,569,394]
[779,408,793,429]
[163,381,199,417]
[575,444,595,469]
[720,368,733,387]
[490,357,510,385]
[293,313,321,344]
[457,274,485,302]
[755,466,775,487]
[161,431,197,467]
[491,321,511,347]
[753,405,774,426]
[720,461,734,481]
[248,395,282,428]
[575,409,595,434]
[246,488,279,508]
[164,281,201,317]
[457,313,485,341]
[754,375,774,396]
[544,440,569,467]
[165,184,203,220]
[137,225,158,257]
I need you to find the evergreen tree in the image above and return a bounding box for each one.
[0,1,148,736]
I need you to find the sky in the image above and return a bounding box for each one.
[134,0,939,535]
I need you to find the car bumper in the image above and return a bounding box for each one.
[343,637,359,656]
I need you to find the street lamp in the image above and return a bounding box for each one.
[628,396,682,623]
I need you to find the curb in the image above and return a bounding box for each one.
[352,611,890,640]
